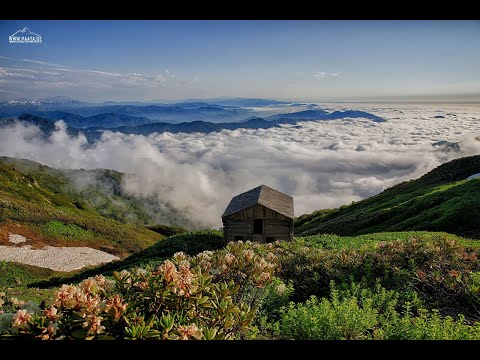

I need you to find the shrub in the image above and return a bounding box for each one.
[257,277,294,319]
[146,224,188,237]
[43,220,95,240]
[277,286,378,340]
[0,241,277,340]
[273,237,480,319]
[273,281,480,340]
[379,307,480,340]
[190,240,278,308]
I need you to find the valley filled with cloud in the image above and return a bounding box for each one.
[0,103,479,228]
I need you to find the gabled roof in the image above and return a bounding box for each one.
[222,184,294,219]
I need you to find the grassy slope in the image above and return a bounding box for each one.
[297,231,479,250]
[295,155,480,239]
[0,157,163,257]
[0,156,195,229]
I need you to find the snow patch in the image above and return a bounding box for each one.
[8,234,28,244]
[0,244,119,271]
[467,173,480,180]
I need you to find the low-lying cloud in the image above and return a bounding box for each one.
[0,104,479,228]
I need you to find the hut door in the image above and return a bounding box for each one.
[253,219,263,234]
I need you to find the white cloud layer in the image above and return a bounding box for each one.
[0,104,479,228]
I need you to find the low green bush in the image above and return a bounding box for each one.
[43,221,95,240]
[273,281,480,340]
[274,237,480,319]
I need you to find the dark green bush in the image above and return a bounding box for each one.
[146,224,188,237]
[274,237,480,320]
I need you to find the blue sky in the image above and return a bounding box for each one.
[1,20,479,102]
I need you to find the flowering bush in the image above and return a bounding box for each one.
[0,275,121,339]
[0,241,278,340]
[190,240,278,307]
[273,237,480,319]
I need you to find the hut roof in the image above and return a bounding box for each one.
[222,184,294,219]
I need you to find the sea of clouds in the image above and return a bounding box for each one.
[0,103,479,228]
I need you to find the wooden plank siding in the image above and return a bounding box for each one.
[225,204,291,221]
[222,204,293,243]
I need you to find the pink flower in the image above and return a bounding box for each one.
[106,294,127,320]
[266,252,276,262]
[12,309,32,330]
[38,321,59,340]
[53,284,80,308]
[159,260,177,283]
[83,315,105,335]
[177,323,202,340]
[173,262,195,297]
[44,306,59,321]
[173,252,188,263]
[80,278,96,294]
[137,281,148,289]
[224,253,236,265]
[243,250,255,261]
[259,272,271,282]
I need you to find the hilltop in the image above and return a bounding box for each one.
[295,155,480,239]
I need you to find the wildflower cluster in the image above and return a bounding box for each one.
[0,241,278,340]
[0,275,124,340]
[191,240,278,307]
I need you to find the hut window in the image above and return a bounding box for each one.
[253,219,263,234]
[266,237,275,243]
[234,236,243,241]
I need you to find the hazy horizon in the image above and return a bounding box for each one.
[3,95,480,105]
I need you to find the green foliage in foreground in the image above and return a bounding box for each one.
[276,235,480,320]
[295,155,480,239]
[0,240,275,340]
[3,231,480,340]
[268,282,480,340]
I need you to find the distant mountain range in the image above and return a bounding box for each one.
[0,103,255,125]
[1,107,387,142]
[31,111,155,129]
[0,96,388,141]
[1,96,285,122]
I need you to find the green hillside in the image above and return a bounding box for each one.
[295,155,480,239]
[0,157,166,257]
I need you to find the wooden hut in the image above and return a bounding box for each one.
[222,184,294,243]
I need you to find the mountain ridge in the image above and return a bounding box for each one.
[0,107,386,142]
[295,155,480,239]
